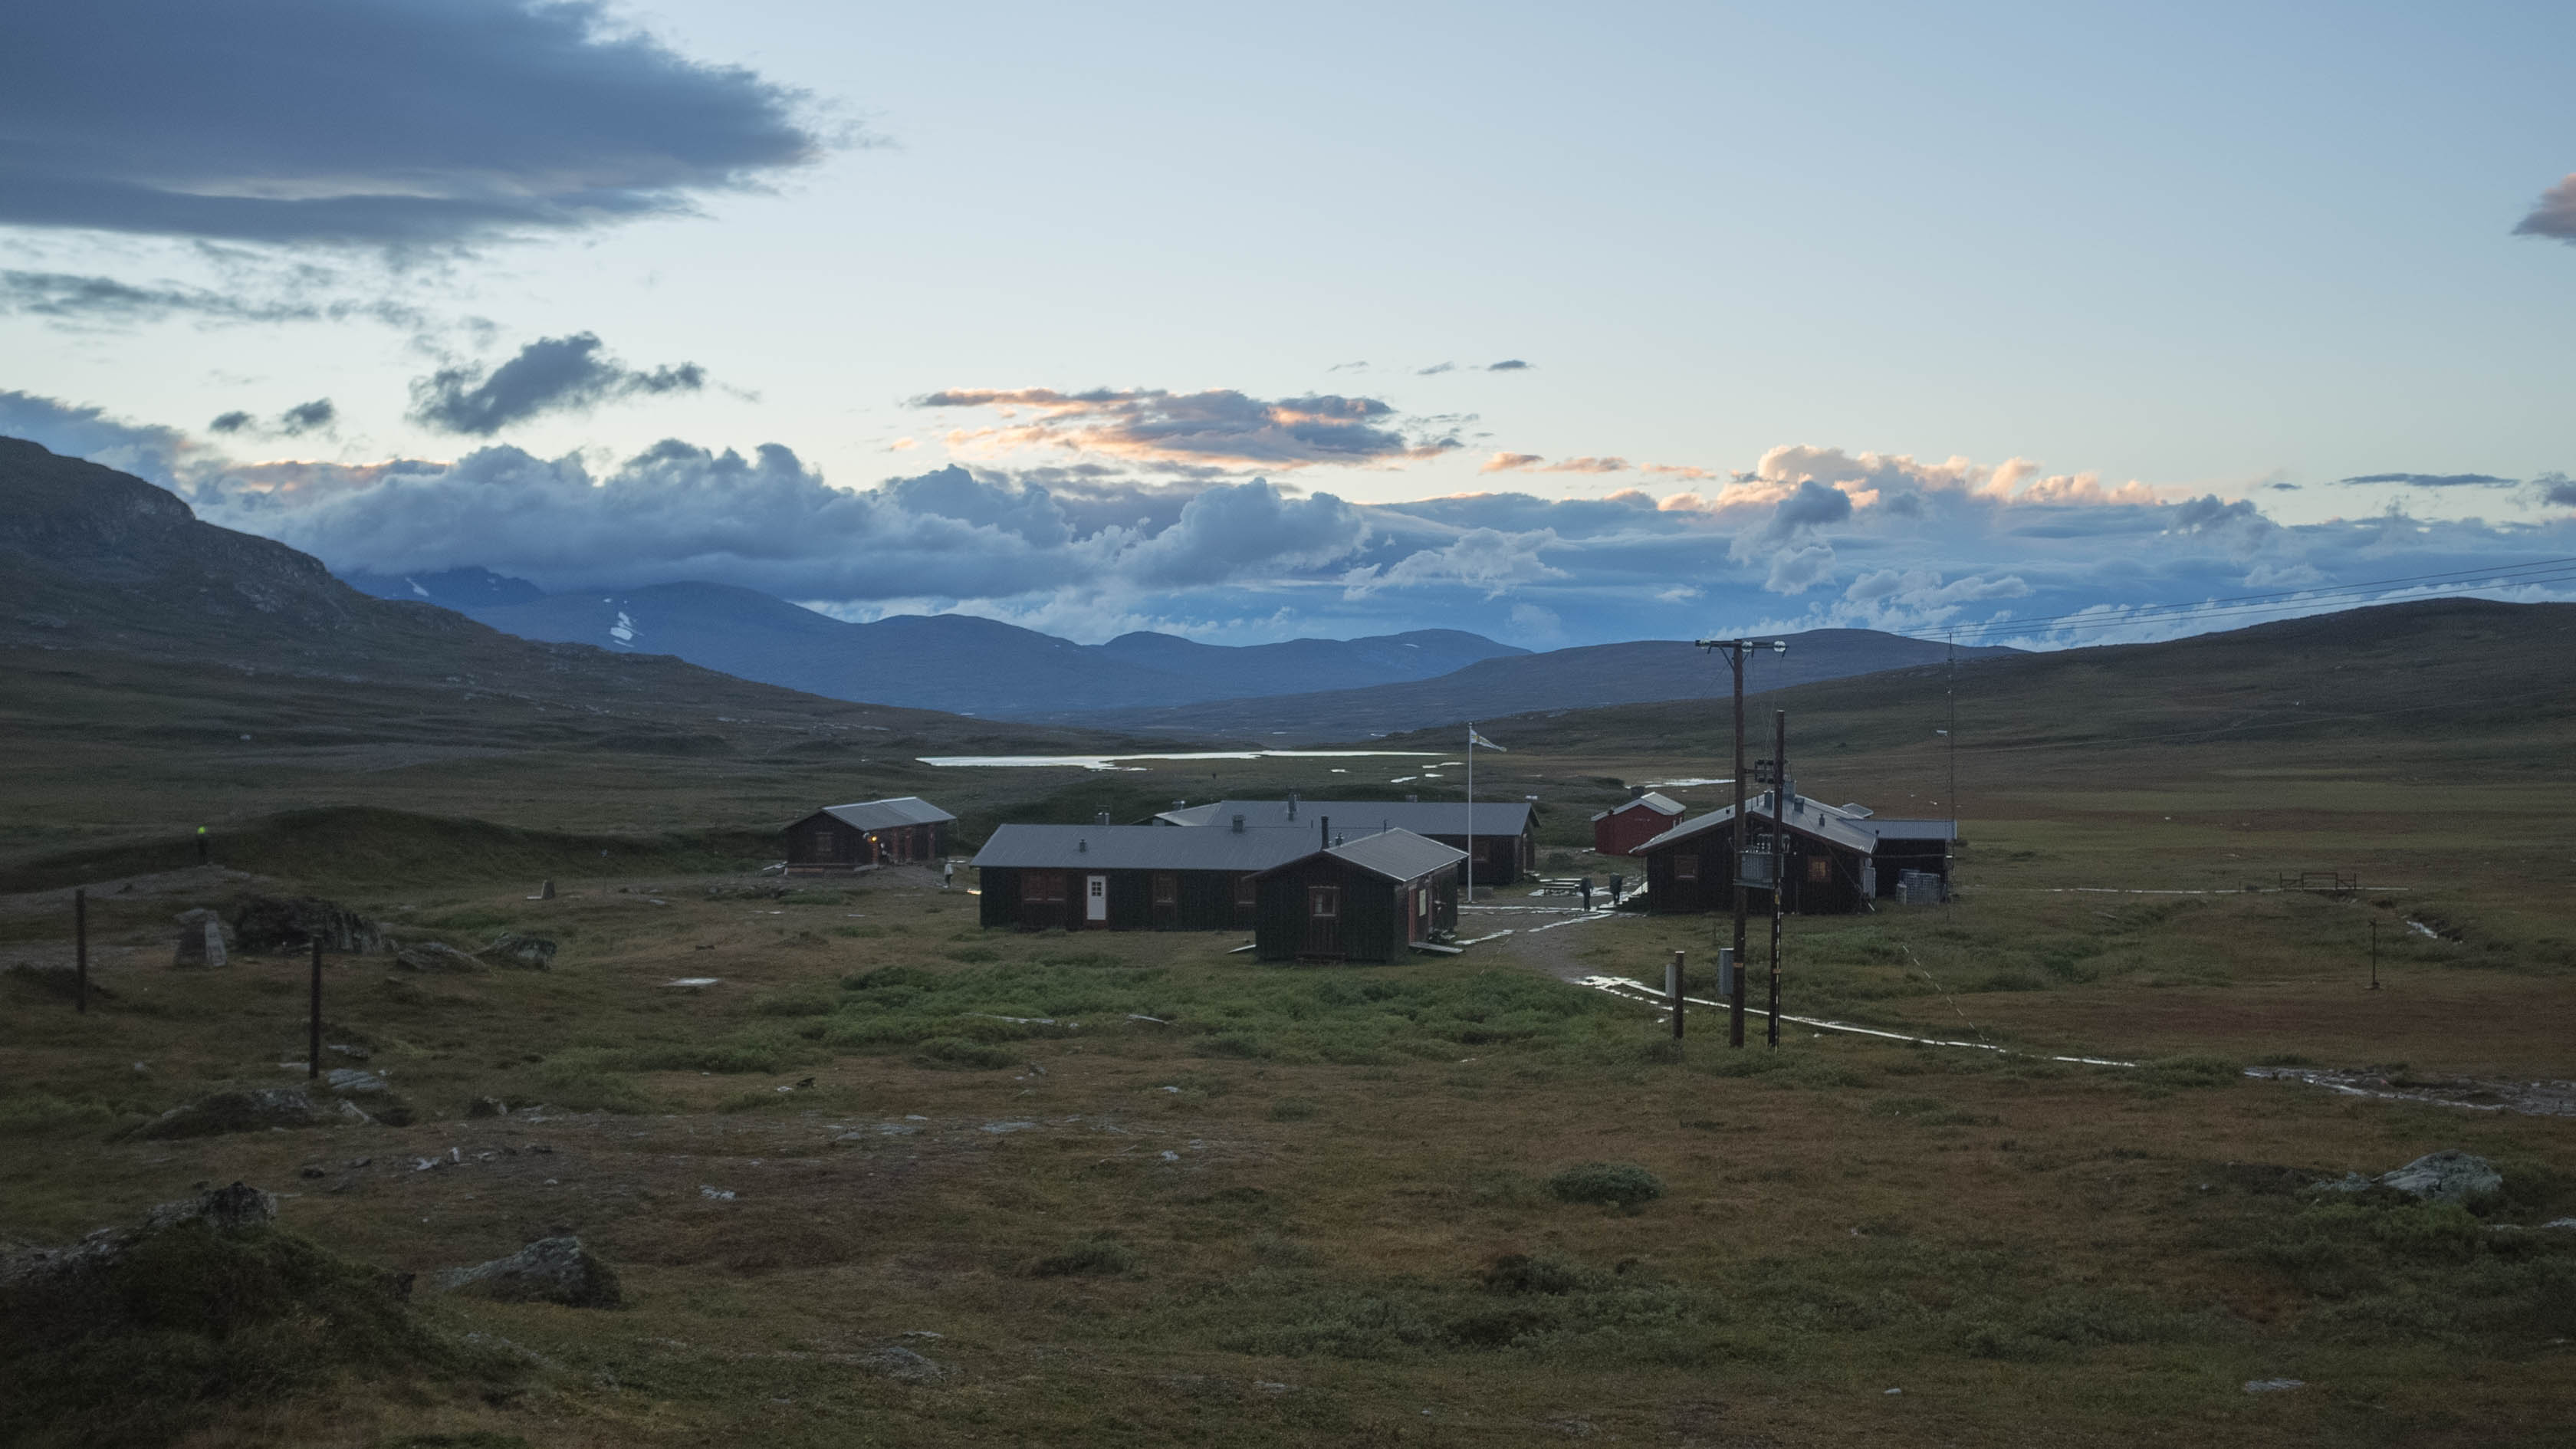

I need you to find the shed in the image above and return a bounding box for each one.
[784,797,955,872]
[1155,797,1533,886]
[971,823,1316,932]
[1250,830,1465,963]
[1631,790,1953,915]
[1589,788,1686,856]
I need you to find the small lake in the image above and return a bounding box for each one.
[918,749,1447,770]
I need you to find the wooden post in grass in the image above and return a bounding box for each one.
[2369,919,2380,991]
[307,937,322,1080]
[1768,709,1787,1050]
[1669,950,1686,1039]
[74,887,87,1015]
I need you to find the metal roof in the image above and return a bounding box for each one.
[1589,790,1684,823]
[1631,790,1881,856]
[1251,828,1467,884]
[818,797,957,832]
[1154,798,1532,836]
[1849,818,1957,841]
[971,823,1317,872]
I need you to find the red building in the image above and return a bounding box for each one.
[1590,789,1684,856]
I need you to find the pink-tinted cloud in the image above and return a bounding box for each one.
[2515,173,2576,242]
[915,386,1459,473]
[1477,452,1631,475]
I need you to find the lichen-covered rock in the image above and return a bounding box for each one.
[485,933,557,970]
[393,942,483,973]
[2378,1150,2502,1203]
[172,909,229,968]
[436,1236,620,1308]
[135,1087,330,1139]
[230,895,389,955]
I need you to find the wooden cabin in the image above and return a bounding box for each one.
[784,797,955,872]
[1250,830,1464,963]
[971,823,1317,932]
[1590,788,1685,856]
[1632,792,1955,915]
[1155,797,1533,886]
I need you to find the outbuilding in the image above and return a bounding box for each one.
[1155,797,1533,886]
[1631,791,1956,915]
[1590,788,1686,856]
[971,823,1316,932]
[1250,830,1465,963]
[784,797,955,872]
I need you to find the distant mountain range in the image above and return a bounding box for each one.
[341,567,1528,717]
[1039,632,2022,741]
[340,567,2022,738]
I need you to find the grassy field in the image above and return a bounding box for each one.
[5,600,2576,1447]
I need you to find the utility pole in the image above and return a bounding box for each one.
[1945,632,1959,902]
[1668,950,1686,1039]
[1769,708,1787,1049]
[2369,919,2380,991]
[74,882,88,1016]
[1694,637,1787,1048]
[308,937,323,1081]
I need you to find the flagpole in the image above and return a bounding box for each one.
[1465,721,1475,909]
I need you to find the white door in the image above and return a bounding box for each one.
[1085,875,1109,923]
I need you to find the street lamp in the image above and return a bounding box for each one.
[1694,637,1788,1046]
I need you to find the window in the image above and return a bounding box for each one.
[1415,887,1428,917]
[1308,886,1339,919]
[1234,874,1257,910]
[1674,854,1699,882]
[1153,873,1178,906]
[1806,856,1833,884]
[1027,871,1066,904]
[811,829,836,857]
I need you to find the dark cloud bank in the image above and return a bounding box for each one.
[410,334,706,435]
[0,1,825,247]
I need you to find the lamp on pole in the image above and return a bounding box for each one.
[1694,636,1788,1047]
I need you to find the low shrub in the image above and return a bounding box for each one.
[1029,1234,1138,1277]
[914,1037,1017,1070]
[1547,1162,1664,1211]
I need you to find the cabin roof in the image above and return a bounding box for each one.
[1252,828,1468,884]
[1155,798,1533,835]
[1589,790,1684,823]
[971,823,1316,872]
[1631,790,1885,855]
[815,797,956,831]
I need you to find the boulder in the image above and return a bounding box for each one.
[485,933,557,970]
[135,1087,341,1139]
[323,1067,391,1097]
[172,909,229,969]
[851,1344,952,1383]
[436,1236,621,1308]
[393,942,483,973]
[143,1181,278,1233]
[2378,1150,2502,1203]
[229,894,389,955]
[467,1096,508,1119]
[2317,1149,2502,1203]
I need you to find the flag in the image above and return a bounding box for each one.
[1467,727,1503,751]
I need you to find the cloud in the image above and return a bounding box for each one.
[915,387,1460,472]
[2341,472,2517,488]
[0,2,827,248]
[1343,527,1565,598]
[409,334,706,435]
[1416,363,1456,376]
[208,411,254,435]
[1478,452,1631,475]
[2535,472,2576,508]
[0,389,195,482]
[2515,174,2576,242]
[0,268,431,333]
[1487,360,1532,372]
[1120,480,1369,586]
[279,399,337,436]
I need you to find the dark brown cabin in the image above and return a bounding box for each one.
[1250,830,1464,963]
[784,797,955,872]
[971,823,1317,932]
[1631,791,1954,914]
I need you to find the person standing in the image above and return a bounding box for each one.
[941,859,955,891]
[1579,875,1594,912]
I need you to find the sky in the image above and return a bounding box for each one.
[3,0,2572,651]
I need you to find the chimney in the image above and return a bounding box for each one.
[1405,794,1418,803]
[1320,815,1330,849]
[1095,810,1111,826]
[1230,813,1245,833]
[1077,838,1088,853]
[1629,785,1645,800]
[1286,790,1299,820]
[1172,799,1186,810]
